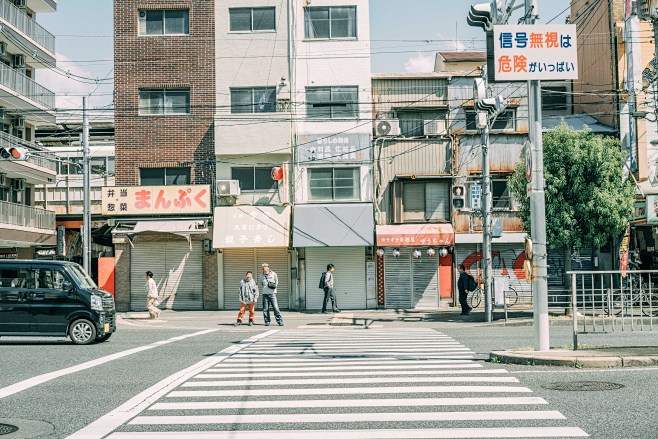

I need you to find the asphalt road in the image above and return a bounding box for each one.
[0,314,656,438]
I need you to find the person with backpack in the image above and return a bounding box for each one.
[320,263,340,314]
[457,263,474,315]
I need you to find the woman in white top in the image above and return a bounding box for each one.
[145,271,161,319]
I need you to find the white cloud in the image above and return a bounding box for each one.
[404,52,435,73]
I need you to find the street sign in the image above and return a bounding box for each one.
[493,24,578,81]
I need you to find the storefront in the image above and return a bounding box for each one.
[213,205,292,310]
[293,203,374,310]
[376,224,454,309]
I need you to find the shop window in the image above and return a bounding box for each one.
[229,7,276,32]
[230,87,276,114]
[232,167,277,192]
[140,167,190,186]
[465,109,516,131]
[308,167,360,201]
[304,6,357,39]
[139,9,189,35]
[394,180,450,223]
[307,86,358,119]
[139,89,190,115]
[492,178,512,210]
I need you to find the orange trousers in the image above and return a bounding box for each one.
[237,302,256,322]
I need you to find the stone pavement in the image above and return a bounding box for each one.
[490,346,658,368]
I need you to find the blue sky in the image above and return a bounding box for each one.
[35,0,570,111]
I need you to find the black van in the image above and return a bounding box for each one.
[0,260,116,345]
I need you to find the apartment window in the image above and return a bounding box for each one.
[397,110,447,137]
[304,6,357,39]
[307,86,358,119]
[139,89,190,115]
[542,86,568,111]
[140,167,190,186]
[395,180,450,223]
[229,8,276,32]
[232,167,277,192]
[465,109,516,131]
[492,179,512,210]
[139,9,190,35]
[308,167,360,201]
[230,87,276,114]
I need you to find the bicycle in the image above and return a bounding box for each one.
[467,282,519,308]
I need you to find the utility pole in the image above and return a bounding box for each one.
[525,0,549,351]
[82,97,91,274]
[480,68,494,323]
[625,3,640,172]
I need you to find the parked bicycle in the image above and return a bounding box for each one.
[467,279,519,309]
[603,254,658,317]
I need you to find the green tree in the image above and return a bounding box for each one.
[509,123,634,270]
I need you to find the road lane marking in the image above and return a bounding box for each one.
[106,427,589,438]
[65,330,278,439]
[181,376,520,387]
[206,363,477,372]
[0,329,219,400]
[149,396,548,410]
[194,369,504,378]
[166,385,533,397]
[217,358,482,365]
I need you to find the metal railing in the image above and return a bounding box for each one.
[0,0,55,53]
[0,63,55,109]
[0,130,56,171]
[0,200,55,230]
[569,270,657,350]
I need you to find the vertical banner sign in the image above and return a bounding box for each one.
[493,24,578,81]
[619,225,631,277]
[56,225,66,256]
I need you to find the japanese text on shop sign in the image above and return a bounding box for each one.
[493,24,577,81]
[297,133,371,163]
[101,185,211,215]
[225,210,277,246]
[212,206,291,249]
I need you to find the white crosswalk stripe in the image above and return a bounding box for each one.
[75,328,589,438]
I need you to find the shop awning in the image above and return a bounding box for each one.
[376,224,454,247]
[293,203,374,247]
[454,233,526,244]
[213,206,291,248]
[131,220,207,235]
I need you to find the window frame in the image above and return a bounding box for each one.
[492,178,513,210]
[138,9,190,36]
[228,7,277,33]
[307,167,361,201]
[138,89,191,116]
[304,6,357,40]
[541,86,568,111]
[231,166,278,192]
[394,179,451,224]
[306,86,359,119]
[465,108,516,132]
[139,167,191,186]
[230,87,277,114]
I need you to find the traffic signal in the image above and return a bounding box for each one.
[452,185,465,209]
[467,2,501,31]
[474,96,509,117]
[0,146,30,161]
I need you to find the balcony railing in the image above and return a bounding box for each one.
[0,63,55,109]
[0,0,55,54]
[0,200,55,230]
[0,130,56,171]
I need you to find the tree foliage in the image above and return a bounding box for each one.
[509,123,634,250]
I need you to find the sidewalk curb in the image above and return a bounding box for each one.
[490,351,658,368]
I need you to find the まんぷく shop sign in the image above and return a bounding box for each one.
[493,24,578,81]
[102,185,211,215]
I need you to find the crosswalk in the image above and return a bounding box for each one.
[77,329,589,438]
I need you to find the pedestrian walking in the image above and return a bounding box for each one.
[145,271,161,319]
[320,263,340,314]
[235,271,259,326]
[260,263,283,326]
[457,263,474,315]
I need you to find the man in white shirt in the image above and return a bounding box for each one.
[145,271,160,319]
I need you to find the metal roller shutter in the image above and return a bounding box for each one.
[412,255,440,308]
[384,247,412,309]
[255,248,290,310]
[306,247,366,310]
[130,241,203,311]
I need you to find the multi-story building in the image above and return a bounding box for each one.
[213,0,374,311]
[0,0,57,258]
[112,0,216,312]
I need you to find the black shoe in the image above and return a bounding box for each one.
[248,321,254,326]
[277,322,284,326]
[234,321,242,327]
[264,322,270,326]
[321,310,328,314]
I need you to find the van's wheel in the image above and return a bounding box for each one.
[69,319,97,345]
[95,333,112,343]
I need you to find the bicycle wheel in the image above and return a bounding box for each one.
[641,292,658,317]
[505,287,519,306]
[468,289,482,308]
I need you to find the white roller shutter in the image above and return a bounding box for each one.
[222,247,290,310]
[412,255,440,308]
[384,247,412,309]
[305,247,366,310]
[130,241,203,311]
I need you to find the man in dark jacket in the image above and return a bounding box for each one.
[457,263,473,315]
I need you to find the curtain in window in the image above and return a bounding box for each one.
[425,182,449,221]
[305,8,330,38]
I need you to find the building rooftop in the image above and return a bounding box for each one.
[437,51,486,62]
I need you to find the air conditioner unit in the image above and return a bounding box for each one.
[375,119,400,136]
[216,180,240,197]
[13,116,24,128]
[14,0,26,8]
[0,42,6,57]
[12,179,25,191]
[424,119,447,136]
[0,174,6,187]
[12,54,25,68]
